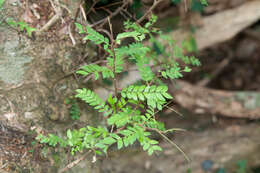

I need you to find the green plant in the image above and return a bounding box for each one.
[65,97,81,120]
[37,15,200,159]
[236,160,247,173]
[216,160,248,173]
[0,0,4,9]
[6,18,36,37]
[0,0,5,24]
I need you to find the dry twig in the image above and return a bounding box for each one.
[90,1,129,28]
[196,47,234,87]
[38,0,63,33]
[58,151,91,173]
[137,0,165,24]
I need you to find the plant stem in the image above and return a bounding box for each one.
[59,151,91,173]
[90,1,129,28]
[137,0,164,24]
[108,17,119,111]
[145,126,190,162]
[111,42,118,100]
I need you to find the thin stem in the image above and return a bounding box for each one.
[110,125,114,133]
[95,1,123,10]
[112,44,118,99]
[146,127,190,162]
[137,0,164,24]
[155,128,190,162]
[108,17,119,108]
[153,100,173,115]
[90,1,129,28]
[165,105,183,117]
[107,17,114,39]
[85,0,98,16]
[59,151,91,173]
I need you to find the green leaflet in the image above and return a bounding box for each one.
[75,23,111,54]
[182,35,198,53]
[173,45,184,58]
[200,0,208,5]
[0,0,5,8]
[115,42,154,81]
[107,56,124,73]
[124,20,149,35]
[69,103,81,120]
[6,19,36,37]
[117,139,123,149]
[116,31,145,44]
[84,26,109,45]
[184,66,192,72]
[144,15,158,28]
[171,0,181,4]
[137,64,154,81]
[102,137,116,145]
[191,0,205,12]
[115,42,150,58]
[75,23,85,34]
[67,129,72,139]
[75,88,112,116]
[36,134,65,147]
[121,85,172,109]
[76,64,114,79]
[148,145,162,155]
[107,111,130,128]
[161,66,183,79]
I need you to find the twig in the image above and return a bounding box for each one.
[99,7,113,16]
[0,95,15,113]
[73,0,85,23]
[164,128,187,133]
[80,4,87,22]
[196,48,233,87]
[58,151,91,173]
[38,14,60,32]
[165,105,183,117]
[95,1,123,10]
[137,0,165,24]
[108,17,119,100]
[122,8,135,20]
[85,0,98,17]
[59,3,71,14]
[107,17,114,43]
[120,10,129,20]
[152,100,173,116]
[184,0,188,12]
[69,22,76,45]
[97,28,112,41]
[52,59,107,93]
[90,1,129,28]
[38,0,63,33]
[148,127,190,162]
[0,162,8,169]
